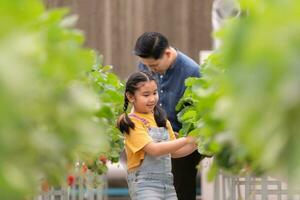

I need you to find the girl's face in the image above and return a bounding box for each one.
[127,80,158,114]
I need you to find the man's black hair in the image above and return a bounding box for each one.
[134,32,169,59]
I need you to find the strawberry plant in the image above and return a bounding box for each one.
[0,0,123,199]
[178,0,300,183]
[83,55,124,174]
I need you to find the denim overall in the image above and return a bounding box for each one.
[126,114,178,200]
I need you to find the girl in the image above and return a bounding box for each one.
[117,71,197,200]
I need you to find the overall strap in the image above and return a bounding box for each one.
[128,113,150,128]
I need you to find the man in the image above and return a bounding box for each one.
[134,32,202,200]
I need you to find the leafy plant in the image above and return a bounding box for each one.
[177,0,300,182]
[0,0,123,199]
[82,55,124,175]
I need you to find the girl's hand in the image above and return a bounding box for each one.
[186,136,196,144]
[174,132,179,138]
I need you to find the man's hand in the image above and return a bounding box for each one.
[186,136,197,144]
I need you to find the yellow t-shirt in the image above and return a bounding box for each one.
[125,112,176,171]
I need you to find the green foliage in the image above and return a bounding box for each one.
[85,55,124,172]
[0,0,123,199]
[178,0,300,182]
[177,53,225,158]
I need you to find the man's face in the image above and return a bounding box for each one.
[140,52,171,74]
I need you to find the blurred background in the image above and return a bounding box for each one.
[44,0,213,78]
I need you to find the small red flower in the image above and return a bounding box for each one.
[41,179,50,192]
[99,155,107,164]
[67,175,75,186]
[82,163,88,173]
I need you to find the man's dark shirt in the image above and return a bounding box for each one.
[139,51,200,132]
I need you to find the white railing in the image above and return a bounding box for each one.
[36,173,107,200]
[201,158,300,200]
[214,172,300,200]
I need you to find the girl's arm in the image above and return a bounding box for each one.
[142,136,195,157]
[171,143,198,158]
